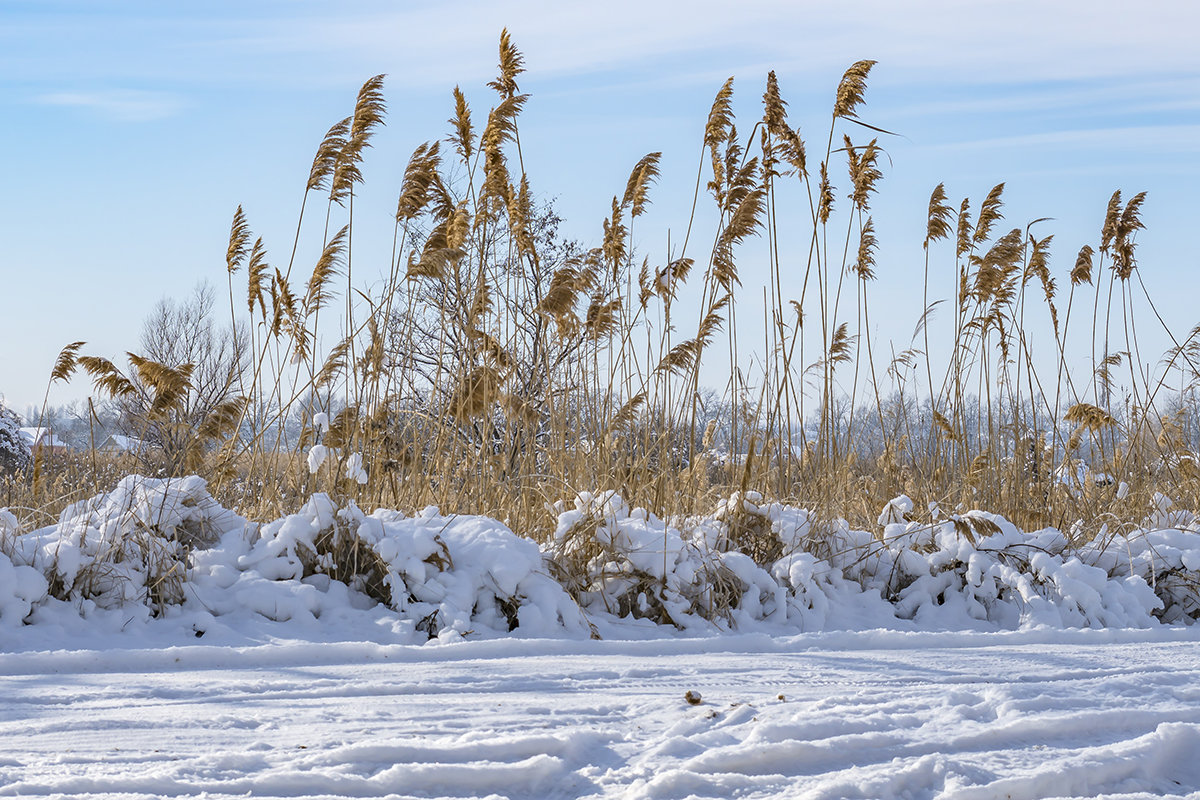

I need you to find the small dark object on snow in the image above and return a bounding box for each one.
[416,610,442,641]
[684,690,702,705]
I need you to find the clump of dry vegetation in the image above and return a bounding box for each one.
[9,29,1200,553]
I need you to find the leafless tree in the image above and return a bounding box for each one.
[120,283,247,471]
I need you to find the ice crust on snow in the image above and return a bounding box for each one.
[0,477,1198,641]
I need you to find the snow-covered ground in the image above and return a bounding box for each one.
[3,475,1200,798]
[2,629,1199,799]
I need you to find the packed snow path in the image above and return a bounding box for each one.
[2,630,1199,799]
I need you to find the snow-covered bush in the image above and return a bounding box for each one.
[545,490,1179,632]
[240,494,589,638]
[547,491,884,631]
[808,498,1165,629]
[708,491,782,564]
[1080,497,1200,623]
[0,399,31,475]
[22,475,241,611]
[1085,527,1200,623]
[0,552,47,626]
[4,475,1198,638]
[548,491,735,628]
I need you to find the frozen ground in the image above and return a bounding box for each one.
[2,628,1199,800]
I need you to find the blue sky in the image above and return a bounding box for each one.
[2,0,1199,414]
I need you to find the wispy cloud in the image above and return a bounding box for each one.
[928,124,1200,154]
[230,0,1200,91]
[37,89,183,122]
[8,2,1200,102]
[883,78,1200,121]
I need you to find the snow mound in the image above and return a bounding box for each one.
[236,494,590,639]
[846,508,1162,629]
[3,480,1199,642]
[16,475,243,611]
[549,490,728,629]
[1084,525,1200,624]
[0,509,47,625]
[549,492,1176,632]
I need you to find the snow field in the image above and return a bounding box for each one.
[2,475,1200,798]
[1,631,1198,799]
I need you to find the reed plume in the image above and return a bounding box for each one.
[50,341,86,383]
[833,60,876,119]
[925,183,952,248]
[226,206,251,275]
[331,75,387,205]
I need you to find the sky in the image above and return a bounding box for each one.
[2,0,1199,416]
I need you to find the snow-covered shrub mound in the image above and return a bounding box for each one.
[20,475,243,611]
[0,509,47,625]
[237,494,589,639]
[548,491,891,631]
[705,491,782,564]
[1080,496,1200,623]
[549,491,734,629]
[1087,528,1200,623]
[550,489,1170,632]
[0,550,47,625]
[700,492,898,630]
[2,475,1195,639]
[820,499,1163,629]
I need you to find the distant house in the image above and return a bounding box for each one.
[98,434,147,454]
[19,427,69,455]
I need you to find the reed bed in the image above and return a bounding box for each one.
[9,30,1200,548]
